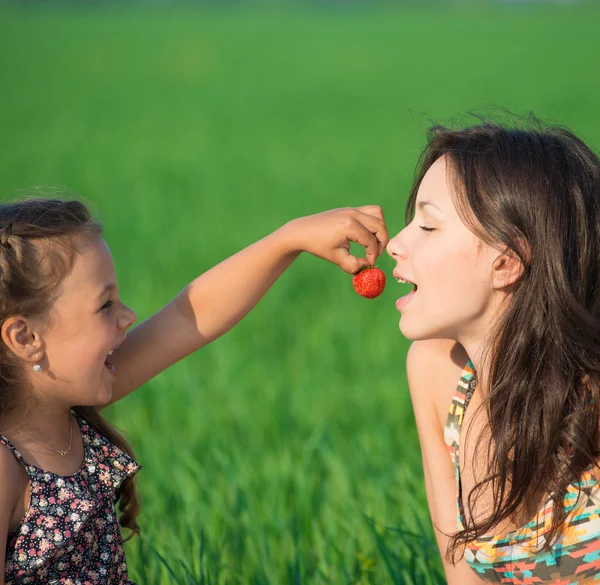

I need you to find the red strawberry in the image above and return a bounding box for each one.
[352,266,386,299]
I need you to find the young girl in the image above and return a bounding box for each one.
[387,120,600,585]
[0,198,388,585]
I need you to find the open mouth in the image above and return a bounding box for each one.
[396,275,418,292]
[104,346,119,375]
[394,274,418,310]
[104,359,116,375]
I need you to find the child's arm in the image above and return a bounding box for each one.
[106,206,387,404]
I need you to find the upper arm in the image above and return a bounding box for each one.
[0,446,24,585]
[105,287,203,405]
[406,339,485,585]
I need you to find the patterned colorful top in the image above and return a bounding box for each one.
[444,360,600,584]
[0,410,141,585]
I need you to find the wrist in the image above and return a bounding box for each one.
[272,219,305,257]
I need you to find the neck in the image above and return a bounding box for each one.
[455,294,508,392]
[456,324,497,395]
[2,399,73,444]
[460,338,491,385]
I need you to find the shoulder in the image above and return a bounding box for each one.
[0,442,29,581]
[406,339,470,428]
[0,440,27,521]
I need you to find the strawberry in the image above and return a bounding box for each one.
[352,266,386,299]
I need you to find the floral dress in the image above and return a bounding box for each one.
[0,410,141,585]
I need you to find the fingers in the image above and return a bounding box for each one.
[335,248,369,274]
[355,204,385,220]
[339,217,382,272]
[296,205,388,274]
[351,206,389,257]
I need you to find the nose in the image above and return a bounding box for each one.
[118,304,137,330]
[386,228,409,261]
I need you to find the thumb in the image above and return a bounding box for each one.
[336,249,370,274]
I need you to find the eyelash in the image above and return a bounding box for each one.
[101,300,114,311]
[419,226,435,232]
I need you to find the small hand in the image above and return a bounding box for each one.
[283,206,389,274]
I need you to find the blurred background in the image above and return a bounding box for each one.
[1,1,599,583]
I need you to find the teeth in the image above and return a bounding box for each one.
[108,350,114,356]
[397,278,408,284]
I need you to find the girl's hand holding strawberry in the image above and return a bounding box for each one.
[280,205,389,273]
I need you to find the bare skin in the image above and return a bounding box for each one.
[406,338,486,585]
[0,206,388,583]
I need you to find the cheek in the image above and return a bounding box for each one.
[46,328,108,369]
[413,239,464,283]
[416,237,490,307]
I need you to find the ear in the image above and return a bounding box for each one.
[1,316,45,364]
[491,250,525,290]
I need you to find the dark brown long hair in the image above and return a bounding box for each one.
[406,118,600,559]
[0,196,140,539]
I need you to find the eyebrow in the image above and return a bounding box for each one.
[95,283,116,300]
[417,200,443,213]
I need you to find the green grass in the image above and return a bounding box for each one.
[1,3,599,583]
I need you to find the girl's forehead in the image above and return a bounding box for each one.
[60,238,117,297]
[419,158,450,197]
[417,157,459,215]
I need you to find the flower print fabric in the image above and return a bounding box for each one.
[0,410,141,585]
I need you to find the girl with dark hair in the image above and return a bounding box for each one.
[387,120,600,584]
[0,198,387,584]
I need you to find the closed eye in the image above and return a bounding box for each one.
[100,300,114,311]
[419,226,435,232]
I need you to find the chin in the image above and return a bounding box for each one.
[399,318,451,342]
[98,386,114,406]
[78,395,112,409]
[399,317,425,340]
[82,383,113,407]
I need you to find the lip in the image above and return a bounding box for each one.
[104,362,117,376]
[393,269,418,311]
[396,289,417,311]
[104,337,126,376]
[109,336,127,354]
[103,352,117,376]
[392,270,416,284]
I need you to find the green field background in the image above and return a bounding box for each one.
[1,3,599,583]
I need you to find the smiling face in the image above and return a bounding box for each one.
[386,156,505,345]
[30,236,137,408]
